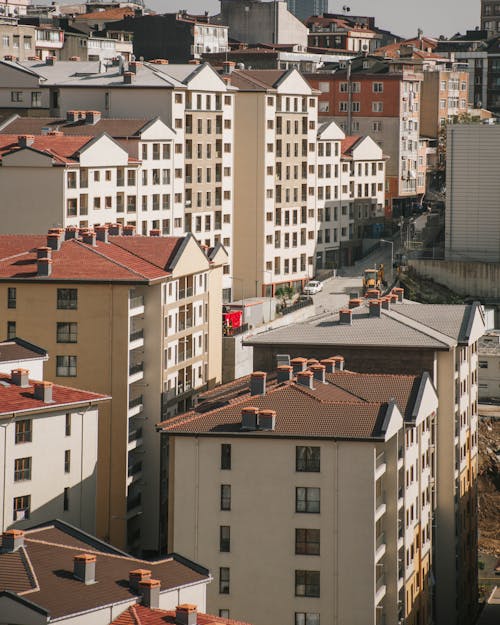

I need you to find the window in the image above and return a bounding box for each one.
[221,443,231,470]
[65,413,71,436]
[221,484,231,510]
[64,450,71,473]
[295,570,320,597]
[295,614,320,625]
[13,495,30,521]
[295,529,320,555]
[7,321,16,339]
[220,526,230,552]
[479,361,488,369]
[219,610,230,619]
[373,82,384,93]
[296,487,320,513]
[56,322,77,343]
[56,355,77,377]
[57,289,77,310]
[7,287,16,309]
[67,198,77,216]
[11,91,23,102]
[372,102,383,112]
[219,567,230,594]
[14,457,31,481]
[15,420,32,444]
[31,91,41,109]
[296,446,320,472]
[63,487,69,511]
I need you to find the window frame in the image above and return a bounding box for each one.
[296,446,320,472]
[220,484,231,510]
[15,419,32,444]
[221,443,231,470]
[220,525,230,552]
[56,288,78,310]
[14,457,32,482]
[295,528,320,555]
[295,570,320,598]
[56,322,78,344]
[296,487,320,514]
[56,355,77,377]
[219,567,230,594]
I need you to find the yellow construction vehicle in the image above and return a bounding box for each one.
[362,265,384,294]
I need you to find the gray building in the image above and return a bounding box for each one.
[482,0,500,37]
[286,0,328,22]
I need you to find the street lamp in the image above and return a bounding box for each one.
[379,239,393,285]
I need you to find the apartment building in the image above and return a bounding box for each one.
[0,58,236,298]
[0,229,227,553]
[306,55,424,218]
[477,331,500,400]
[158,361,439,625]
[305,14,382,53]
[0,115,184,237]
[0,520,211,623]
[0,368,108,533]
[228,68,318,298]
[0,0,29,18]
[481,0,500,37]
[246,297,485,625]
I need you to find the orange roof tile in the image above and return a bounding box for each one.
[0,135,93,164]
[341,135,362,156]
[75,7,134,20]
[113,604,252,625]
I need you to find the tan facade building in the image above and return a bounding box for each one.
[0,229,227,553]
[159,360,439,625]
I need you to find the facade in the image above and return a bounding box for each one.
[306,54,424,218]
[245,298,485,625]
[217,0,308,50]
[0,520,211,623]
[0,368,108,533]
[109,13,229,63]
[0,0,28,17]
[286,0,328,23]
[478,331,500,400]
[229,68,318,298]
[481,0,500,37]
[306,14,382,53]
[445,124,500,262]
[0,230,227,553]
[159,361,439,625]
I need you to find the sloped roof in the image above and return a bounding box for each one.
[0,338,48,364]
[113,604,251,625]
[341,135,363,156]
[75,7,135,20]
[0,134,93,164]
[0,117,152,139]
[229,69,287,91]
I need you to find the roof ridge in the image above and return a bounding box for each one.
[72,239,153,281]
[290,380,366,404]
[130,605,142,625]
[110,236,182,271]
[382,308,456,346]
[16,546,40,596]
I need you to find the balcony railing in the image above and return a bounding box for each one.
[129,295,144,309]
[129,395,143,409]
[127,493,141,511]
[128,427,143,443]
[129,362,144,376]
[129,329,144,343]
[128,461,142,477]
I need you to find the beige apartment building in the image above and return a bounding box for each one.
[158,361,439,625]
[246,298,485,625]
[228,68,318,298]
[0,228,227,553]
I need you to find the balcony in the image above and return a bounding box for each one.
[398,486,404,509]
[126,493,142,517]
[129,328,144,349]
[375,495,386,521]
[127,460,142,479]
[375,532,386,562]
[129,295,144,316]
[128,395,143,417]
[129,362,144,383]
[375,452,386,480]
[375,575,386,604]
[128,427,143,451]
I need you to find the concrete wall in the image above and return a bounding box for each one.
[409,258,500,298]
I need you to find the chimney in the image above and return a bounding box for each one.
[108,223,123,236]
[306,358,319,367]
[18,135,35,148]
[73,554,96,584]
[223,61,236,74]
[140,579,160,609]
[129,61,142,74]
[392,287,404,303]
[95,225,109,243]
[150,59,169,65]
[37,258,53,277]
[123,71,134,84]
[123,225,135,236]
[381,296,391,310]
[34,381,53,403]
[259,409,276,431]
[11,368,30,387]
[2,530,24,552]
[149,229,161,237]
[277,364,293,383]
[45,56,56,66]
[310,364,326,384]
[37,246,52,260]
[290,357,307,374]
[188,59,200,65]
[65,226,79,240]
[47,130,64,137]
[321,358,335,374]
[69,56,81,61]
[82,230,96,246]
[129,569,151,591]
[241,407,259,430]
[348,298,362,309]
[85,110,101,125]
[67,110,85,123]
[250,371,266,396]
[3,54,17,61]
[332,355,345,371]
[297,370,314,389]
[369,299,382,318]
[47,233,62,251]
[339,308,352,325]
[365,289,381,300]
[176,604,198,625]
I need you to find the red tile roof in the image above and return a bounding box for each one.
[75,7,134,20]
[0,373,108,418]
[341,135,362,156]
[113,604,252,625]
[0,135,93,164]
[0,234,186,283]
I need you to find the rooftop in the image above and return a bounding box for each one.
[0,338,48,364]
[0,116,152,139]
[0,134,95,165]
[113,604,251,625]
[0,521,209,620]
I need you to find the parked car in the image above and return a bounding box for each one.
[303,280,323,295]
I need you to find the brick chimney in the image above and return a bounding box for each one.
[123,225,136,236]
[290,357,307,374]
[95,225,109,243]
[392,287,404,303]
[250,371,266,396]
[241,407,258,430]
[47,233,62,251]
[365,289,381,300]
[297,370,314,389]
[321,358,335,373]
[45,56,56,65]
[108,223,123,236]
[140,578,160,608]
[331,355,345,371]
[223,61,236,74]
[73,554,96,584]
[34,381,53,403]
[259,409,276,431]
[66,110,85,123]
[11,368,29,387]
[369,299,382,318]
[149,229,161,237]
[37,246,52,260]
[310,364,326,384]
[82,230,97,246]
[381,296,391,310]
[2,529,24,552]
[123,71,134,84]
[85,110,101,125]
[176,605,197,625]
[129,569,152,591]
[65,226,79,240]
[37,257,53,277]
[277,364,293,383]
[339,308,352,325]
[18,135,35,148]
[128,61,142,74]
[348,298,362,309]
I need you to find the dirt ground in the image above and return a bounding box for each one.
[478,408,500,556]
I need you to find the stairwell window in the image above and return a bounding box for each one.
[220,484,231,510]
[219,567,230,594]
[221,444,231,470]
